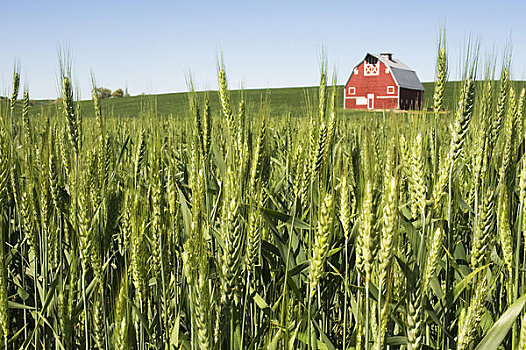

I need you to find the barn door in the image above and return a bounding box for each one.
[367,94,374,109]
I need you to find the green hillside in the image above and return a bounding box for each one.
[23,80,526,119]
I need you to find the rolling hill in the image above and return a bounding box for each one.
[20,81,526,119]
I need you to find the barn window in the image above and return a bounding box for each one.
[387,86,395,94]
[348,87,356,95]
[364,55,379,76]
[385,68,389,74]
[356,97,367,105]
[364,61,379,76]
[354,68,359,75]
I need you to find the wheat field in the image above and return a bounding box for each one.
[1,39,526,350]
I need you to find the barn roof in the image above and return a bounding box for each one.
[366,53,424,91]
[368,53,424,91]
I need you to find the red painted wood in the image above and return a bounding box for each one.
[344,58,422,110]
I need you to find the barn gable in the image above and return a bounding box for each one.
[345,53,424,91]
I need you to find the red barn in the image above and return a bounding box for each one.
[344,52,424,110]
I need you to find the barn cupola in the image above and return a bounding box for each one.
[380,52,393,61]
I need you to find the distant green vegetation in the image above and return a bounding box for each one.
[20,80,526,119]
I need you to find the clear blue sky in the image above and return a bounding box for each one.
[1,0,525,99]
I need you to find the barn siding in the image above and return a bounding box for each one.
[344,60,399,110]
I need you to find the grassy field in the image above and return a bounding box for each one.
[22,80,526,120]
[3,43,526,350]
